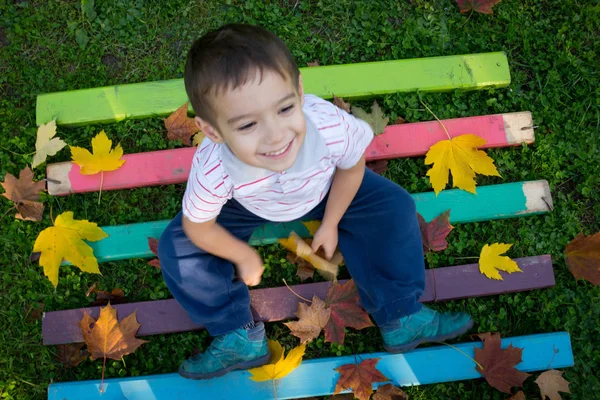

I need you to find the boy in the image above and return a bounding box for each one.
[158,23,473,380]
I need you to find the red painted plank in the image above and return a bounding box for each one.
[42,255,552,345]
[46,112,534,195]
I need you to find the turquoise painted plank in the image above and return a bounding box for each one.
[47,332,573,400]
[37,52,510,126]
[71,180,550,265]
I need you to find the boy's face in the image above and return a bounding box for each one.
[196,70,306,173]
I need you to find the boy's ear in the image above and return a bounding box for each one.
[195,117,224,144]
[297,74,304,106]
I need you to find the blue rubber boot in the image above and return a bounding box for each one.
[179,322,270,380]
[380,305,473,353]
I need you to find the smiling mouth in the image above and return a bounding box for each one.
[260,139,294,158]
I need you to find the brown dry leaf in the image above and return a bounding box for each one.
[287,252,315,281]
[279,232,339,280]
[25,301,45,322]
[372,383,409,400]
[333,95,351,113]
[92,288,126,306]
[366,159,389,175]
[565,232,600,285]
[1,166,46,221]
[393,116,406,125]
[456,0,502,14]
[56,343,89,368]
[506,392,526,400]
[474,332,531,393]
[284,295,331,344]
[534,370,571,400]
[324,280,374,345]
[417,210,453,254]
[334,358,389,400]
[164,102,199,146]
[147,237,161,269]
[307,61,320,67]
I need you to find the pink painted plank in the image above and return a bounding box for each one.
[42,255,552,345]
[46,112,534,195]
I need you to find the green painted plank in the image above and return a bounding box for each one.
[69,180,550,265]
[37,52,510,126]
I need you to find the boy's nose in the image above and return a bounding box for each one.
[264,123,286,145]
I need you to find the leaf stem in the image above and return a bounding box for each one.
[434,341,484,370]
[0,205,16,222]
[282,279,312,303]
[100,356,107,393]
[272,379,279,400]
[453,256,480,260]
[0,145,36,156]
[98,171,104,205]
[419,99,452,140]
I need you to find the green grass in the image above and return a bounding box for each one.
[0,0,599,399]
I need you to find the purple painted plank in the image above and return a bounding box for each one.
[42,255,553,345]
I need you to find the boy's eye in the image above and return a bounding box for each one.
[279,104,294,114]
[238,122,256,131]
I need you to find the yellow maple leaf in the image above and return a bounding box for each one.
[478,243,522,280]
[32,120,67,168]
[70,130,125,175]
[33,211,108,287]
[424,134,501,195]
[248,340,306,382]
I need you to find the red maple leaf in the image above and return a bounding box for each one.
[456,0,502,14]
[147,237,161,269]
[417,210,453,254]
[334,358,389,400]
[324,280,374,344]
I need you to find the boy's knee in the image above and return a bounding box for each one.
[388,185,416,214]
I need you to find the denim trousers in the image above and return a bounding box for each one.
[158,168,425,336]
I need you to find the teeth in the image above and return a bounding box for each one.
[264,143,289,156]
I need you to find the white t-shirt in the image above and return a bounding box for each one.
[182,94,374,223]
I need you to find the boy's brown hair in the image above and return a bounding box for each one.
[184,24,300,127]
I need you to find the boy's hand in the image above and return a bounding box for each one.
[311,222,338,260]
[234,247,265,286]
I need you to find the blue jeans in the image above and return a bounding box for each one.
[158,168,425,336]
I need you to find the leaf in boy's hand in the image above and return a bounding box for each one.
[474,332,530,393]
[334,358,389,400]
[333,95,351,113]
[164,102,200,146]
[1,166,46,221]
[565,231,600,286]
[351,101,389,135]
[534,370,571,400]
[372,383,409,400]
[279,232,339,280]
[32,120,67,168]
[417,210,453,254]
[425,133,500,195]
[324,280,374,345]
[478,243,521,280]
[456,0,502,14]
[284,295,331,344]
[70,130,125,175]
[287,252,315,281]
[56,343,89,368]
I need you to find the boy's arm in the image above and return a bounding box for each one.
[182,216,264,286]
[311,155,366,259]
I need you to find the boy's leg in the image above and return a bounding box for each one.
[307,168,472,352]
[158,199,270,379]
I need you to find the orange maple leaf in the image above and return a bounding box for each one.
[284,295,331,344]
[334,358,389,400]
[164,102,201,146]
[0,166,46,221]
[565,232,600,286]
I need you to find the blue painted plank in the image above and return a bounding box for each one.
[69,180,551,265]
[48,332,572,400]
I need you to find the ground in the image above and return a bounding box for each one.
[0,0,598,399]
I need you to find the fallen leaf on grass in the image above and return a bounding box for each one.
[372,383,409,400]
[351,101,389,135]
[478,243,521,280]
[284,295,331,344]
[535,370,571,400]
[506,392,526,400]
[25,301,45,322]
[565,231,600,286]
[307,61,320,67]
[334,358,389,400]
[248,340,305,381]
[324,280,374,345]
[417,210,453,254]
[92,288,126,307]
[1,166,46,221]
[70,130,125,175]
[424,133,500,195]
[164,102,201,146]
[56,343,89,368]
[32,120,67,168]
[366,159,389,175]
[456,0,502,14]
[333,95,351,113]
[474,332,531,393]
[147,237,161,269]
[287,252,316,281]
[279,232,339,280]
[33,211,108,287]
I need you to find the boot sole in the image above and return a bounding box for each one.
[383,319,474,353]
[178,352,271,380]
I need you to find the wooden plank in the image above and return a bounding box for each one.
[47,111,534,196]
[36,52,510,126]
[43,255,553,345]
[47,332,573,400]
[73,180,552,265]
